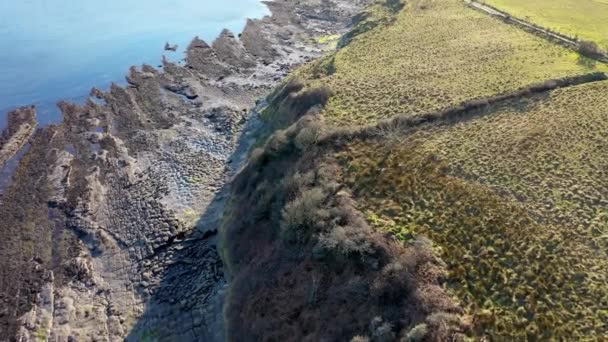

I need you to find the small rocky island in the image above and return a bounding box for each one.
[0,0,369,340]
[164,42,178,52]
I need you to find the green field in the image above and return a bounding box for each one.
[337,81,608,340]
[301,0,607,125]
[482,0,608,50]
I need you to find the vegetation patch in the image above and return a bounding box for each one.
[300,0,607,125]
[220,116,468,341]
[256,78,332,146]
[337,81,608,340]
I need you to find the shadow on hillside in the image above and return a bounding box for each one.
[124,109,265,342]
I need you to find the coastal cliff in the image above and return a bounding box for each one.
[4,0,605,340]
[0,1,370,341]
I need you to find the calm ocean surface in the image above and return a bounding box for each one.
[0,0,268,128]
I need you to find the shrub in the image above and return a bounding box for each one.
[280,187,329,243]
[372,260,415,303]
[290,87,332,117]
[423,312,466,341]
[370,317,396,342]
[281,171,315,201]
[403,324,428,342]
[281,79,306,96]
[267,79,305,105]
[294,123,323,150]
[248,147,265,167]
[315,163,342,193]
[262,80,331,136]
[578,40,603,57]
[314,190,379,258]
[311,56,337,79]
[373,119,407,148]
[265,129,290,156]
[252,180,274,220]
[319,225,374,257]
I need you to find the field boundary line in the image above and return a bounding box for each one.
[320,72,608,145]
[464,0,608,64]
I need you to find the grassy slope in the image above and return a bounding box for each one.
[482,0,608,50]
[302,0,607,125]
[300,0,608,339]
[226,0,608,340]
[337,81,608,339]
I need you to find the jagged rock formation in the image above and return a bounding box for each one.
[0,0,371,341]
[186,37,233,80]
[0,106,36,168]
[212,30,257,70]
[0,106,36,192]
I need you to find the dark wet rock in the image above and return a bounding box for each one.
[296,0,344,22]
[164,42,178,52]
[164,84,199,100]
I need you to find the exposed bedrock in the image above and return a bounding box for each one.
[212,29,257,70]
[186,37,233,80]
[0,0,371,341]
[0,106,36,168]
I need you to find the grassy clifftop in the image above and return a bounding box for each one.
[338,80,608,339]
[482,0,608,51]
[300,0,606,125]
[221,0,608,340]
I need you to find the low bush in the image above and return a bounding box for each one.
[290,87,332,117]
[578,40,604,58]
[294,122,324,150]
[372,260,415,304]
[319,223,373,256]
[404,324,428,342]
[281,171,315,200]
[311,56,337,79]
[280,187,329,243]
[370,317,396,342]
[263,78,331,121]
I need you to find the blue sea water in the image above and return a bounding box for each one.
[0,0,268,128]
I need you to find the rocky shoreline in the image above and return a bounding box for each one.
[0,1,370,341]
